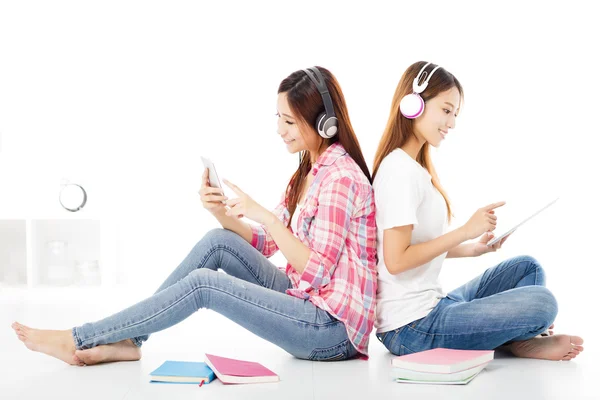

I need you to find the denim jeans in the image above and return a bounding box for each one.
[376,255,558,356]
[73,229,358,361]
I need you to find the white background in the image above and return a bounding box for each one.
[1,0,598,337]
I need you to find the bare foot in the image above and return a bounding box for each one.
[11,322,78,365]
[510,334,584,361]
[74,339,141,366]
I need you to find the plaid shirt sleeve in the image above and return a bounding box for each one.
[300,175,356,288]
[250,194,287,258]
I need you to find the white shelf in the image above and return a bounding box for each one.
[0,220,27,286]
[0,217,117,289]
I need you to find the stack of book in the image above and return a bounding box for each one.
[390,348,494,385]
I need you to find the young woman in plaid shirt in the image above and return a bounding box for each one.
[13,67,378,365]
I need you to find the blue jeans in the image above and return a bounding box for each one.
[73,229,358,361]
[376,255,558,356]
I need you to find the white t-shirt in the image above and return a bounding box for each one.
[290,202,304,234]
[373,148,448,333]
[291,202,311,291]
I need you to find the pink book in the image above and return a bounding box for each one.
[204,354,279,384]
[391,348,494,374]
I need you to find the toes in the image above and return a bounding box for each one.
[75,349,96,365]
[74,350,87,362]
[72,354,86,367]
[570,336,584,346]
[573,345,584,352]
[562,355,572,361]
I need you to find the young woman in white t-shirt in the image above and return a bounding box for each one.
[371,61,584,361]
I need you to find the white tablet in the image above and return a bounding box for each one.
[487,197,559,246]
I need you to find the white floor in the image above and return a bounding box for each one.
[1,287,597,400]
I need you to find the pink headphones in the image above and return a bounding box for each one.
[399,62,442,119]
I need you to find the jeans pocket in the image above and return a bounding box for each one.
[308,340,350,361]
[380,326,413,356]
[376,331,388,344]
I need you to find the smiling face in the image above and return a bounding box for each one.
[276,92,321,154]
[413,86,461,148]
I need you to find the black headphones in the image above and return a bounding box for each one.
[302,67,339,138]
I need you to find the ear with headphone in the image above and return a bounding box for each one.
[399,62,442,119]
[302,67,339,138]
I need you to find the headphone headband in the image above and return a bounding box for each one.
[303,67,336,122]
[413,62,442,94]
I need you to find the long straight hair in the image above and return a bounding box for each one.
[278,67,371,227]
[372,61,463,222]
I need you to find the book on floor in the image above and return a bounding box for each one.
[391,348,494,374]
[204,353,279,384]
[149,360,216,384]
[395,369,483,385]
[392,362,490,384]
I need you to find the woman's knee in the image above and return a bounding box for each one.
[514,255,546,285]
[528,286,558,328]
[200,228,236,246]
[193,229,236,258]
[187,268,217,287]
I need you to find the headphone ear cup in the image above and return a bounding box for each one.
[400,93,425,119]
[316,113,338,138]
[322,117,338,138]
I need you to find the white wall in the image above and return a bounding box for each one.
[1,1,598,331]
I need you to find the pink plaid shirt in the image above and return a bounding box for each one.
[250,143,378,356]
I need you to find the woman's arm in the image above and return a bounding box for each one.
[265,175,358,280]
[223,176,359,283]
[384,203,504,274]
[264,215,311,273]
[447,243,475,258]
[383,225,468,274]
[213,208,253,244]
[222,179,311,267]
[447,231,510,258]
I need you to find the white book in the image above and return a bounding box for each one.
[396,369,484,385]
[392,362,489,383]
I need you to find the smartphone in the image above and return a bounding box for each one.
[201,156,223,189]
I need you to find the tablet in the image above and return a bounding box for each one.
[201,156,223,189]
[487,197,559,246]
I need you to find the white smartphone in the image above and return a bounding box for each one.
[201,156,223,189]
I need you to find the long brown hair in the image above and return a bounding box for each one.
[372,61,463,222]
[278,66,371,227]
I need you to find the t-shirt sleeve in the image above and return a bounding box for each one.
[374,161,423,230]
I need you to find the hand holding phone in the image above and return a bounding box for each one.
[201,156,223,189]
[199,157,228,212]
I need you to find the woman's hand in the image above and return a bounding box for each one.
[199,168,228,215]
[471,232,510,256]
[223,179,276,226]
[462,202,505,240]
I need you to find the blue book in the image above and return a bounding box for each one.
[149,361,216,384]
